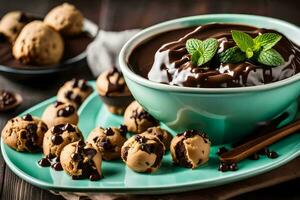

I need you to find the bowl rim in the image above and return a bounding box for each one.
[119,14,300,94]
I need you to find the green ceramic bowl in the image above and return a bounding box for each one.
[119,14,300,144]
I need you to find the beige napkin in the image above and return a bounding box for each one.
[55,31,300,200]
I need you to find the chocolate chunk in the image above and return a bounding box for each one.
[93,136,99,143]
[20,131,28,139]
[38,158,51,167]
[26,124,37,134]
[100,140,114,151]
[135,135,146,143]
[89,172,101,181]
[83,148,97,158]
[104,128,114,136]
[119,125,128,138]
[22,114,33,121]
[51,162,63,171]
[57,105,75,117]
[217,147,228,156]
[52,125,63,134]
[218,162,229,172]
[51,135,63,145]
[63,123,76,132]
[71,153,83,162]
[174,140,192,168]
[267,151,279,159]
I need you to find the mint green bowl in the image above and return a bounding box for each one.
[119,14,300,144]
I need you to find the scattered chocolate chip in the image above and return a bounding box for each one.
[51,135,63,145]
[71,79,79,88]
[267,151,279,159]
[38,158,51,167]
[65,90,73,99]
[104,128,114,136]
[135,135,146,143]
[52,125,63,134]
[26,124,37,134]
[100,140,114,151]
[217,147,228,156]
[22,114,33,121]
[71,153,83,162]
[51,162,63,171]
[78,79,89,91]
[218,162,229,172]
[83,148,97,158]
[57,105,75,117]
[229,163,238,171]
[89,172,101,181]
[258,147,270,155]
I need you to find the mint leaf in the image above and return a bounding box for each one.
[202,38,218,63]
[186,39,203,55]
[186,38,218,67]
[254,33,282,50]
[246,48,254,58]
[219,46,246,63]
[231,30,254,52]
[257,48,284,66]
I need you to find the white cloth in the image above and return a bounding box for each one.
[87,29,140,76]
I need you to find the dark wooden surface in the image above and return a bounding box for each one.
[0,0,300,199]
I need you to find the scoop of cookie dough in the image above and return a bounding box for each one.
[123,101,158,134]
[12,20,64,65]
[0,11,32,42]
[121,133,165,173]
[170,130,210,169]
[60,140,102,181]
[96,68,132,115]
[57,78,93,108]
[41,101,78,128]
[87,125,127,160]
[43,123,83,159]
[142,126,173,150]
[44,3,83,36]
[1,114,48,152]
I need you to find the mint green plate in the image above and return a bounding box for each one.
[1,82,300,194]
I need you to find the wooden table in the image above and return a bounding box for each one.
[0,0,299,199]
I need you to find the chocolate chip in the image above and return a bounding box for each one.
[71,153,83,162]
[267,151,279,159]
[218,162,229,172]
[52,125,63,134]
[22,114,33,121]
[93,136,99,143]
[38,158,51,167]
[57,105,75,117]
[217,147,228,156]
[20,131,27,139]
[78,79,88,91]
[100,140,114,151]
[104,128,114,136]
[89,172,101,181]
[73,95,82,105]
[229,163,238,171]
[135,135,146,143]
[51,135,63,145]
[258,147,270,155]
[51,162,63,171]
[26,124,37,134]
[65,90,73,99]
[71,79,79,88]
[63,123,76,132]
[83,148,97,158]
[18,12,29,23]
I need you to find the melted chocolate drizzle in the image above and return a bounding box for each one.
[129,23,300,88]
[130,108,158,129]
[104,67,127,96]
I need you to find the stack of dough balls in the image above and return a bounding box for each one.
[0,3,84,66]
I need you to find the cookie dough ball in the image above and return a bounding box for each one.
[1,114,48,152]
[57,79,93,108]
[170,130,210,169]
[96,68,133,115]
[142,126,173,150]
[60,140,102,181]
[44,3,83,36]
[124,101,158,134]
[87,125,127,160]
[43,123,83,159]
[12,20,64,65]
[0,11,32,42]
[121,133,165,173]
[41,101,78,128]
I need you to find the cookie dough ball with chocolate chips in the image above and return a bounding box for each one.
[0,11,32,42]
[170,130,211,169]
[121,133,165,173]
[57,79,93,108]
[1,114,48,152]
[142,126,173,150]
[41,101,78,128]
[124,101,158,134]
[96,68,133,115]
[42,123,83,159]
[87,125,127,160]
[60,140,102,181]
[12,20,64,65]
[44,3,83,36]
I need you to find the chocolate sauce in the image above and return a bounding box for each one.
[174,140,192,168]
[0,90,17,110]
[105,68,126,96]
[178,130,209,143]
[129,23,300,88]
[0,31,93,68]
